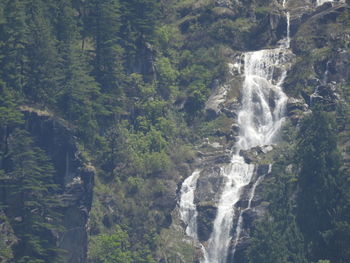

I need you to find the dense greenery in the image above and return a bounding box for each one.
[247,103,350,263]
[0,0,228,261]
[0,0,349,262]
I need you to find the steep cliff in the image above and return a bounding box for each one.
[0,106,94,263]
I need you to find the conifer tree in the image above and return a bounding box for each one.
[0,0,27,93]
[87,0,124,94]
[297,107,341,261]
[54,0,101,141]
[1,129,62,263]
[0,82,23,170]
[24,0,61,106]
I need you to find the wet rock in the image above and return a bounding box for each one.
[307,78,322,87]
[311,83,339,109]
[285,97,309,124]
[231,124,240,134]
[196,202,217,242]
[222,107,237,118]
[287,97,308,113]
[215,0,233,8]
[239,146,273,164]
[194,166,223,204]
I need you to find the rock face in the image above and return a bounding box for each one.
[21,107,94,263]
[194,166,224,205]
[205,84,228,120]
[194,161,226,242]
[286,97,309,124]
[196,203,218,242]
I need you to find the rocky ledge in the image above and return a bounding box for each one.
[20,106,95,263]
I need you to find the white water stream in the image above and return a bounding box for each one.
[179,170,201,240]
[179,2,292,263]
[316,0,345,6]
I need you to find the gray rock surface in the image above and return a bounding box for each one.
[205,85,228,119]
[21,107,94,263]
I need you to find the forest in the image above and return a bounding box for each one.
[0,0,349,262]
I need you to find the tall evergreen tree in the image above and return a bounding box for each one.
[87,0,124,94]
[54,0,101,142]
[297,107,341,261]
[0,0,27,94]
[24,0,62,106]
[0,83,23,170]
[119,0,158,73]
[1,129,62,263]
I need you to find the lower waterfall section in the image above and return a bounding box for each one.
[202,157,255,263]
[179,170,201,240]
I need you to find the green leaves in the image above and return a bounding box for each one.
[296,108,341,260]
[1,129,62,263]
[89,225,155,263]
[0,84,23,128]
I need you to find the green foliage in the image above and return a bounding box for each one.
[248,218,290,263]
[87,0,124,95]
[247,137,307,263]
[0,129,62,263]
[297,107,341,261]
[0,83,23,128]
[0,0,26,93]
[89,226,132,263]
[156,56,179,99]
[89,225,156,263]
[25,0,62,106]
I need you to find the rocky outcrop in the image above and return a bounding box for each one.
[196,203,218,242]
[240,145,274,164]
[194,167,224,205]
[286,97,309,124]
[20,106,94,263]
[205,84,228,120]
[310,83,339,108]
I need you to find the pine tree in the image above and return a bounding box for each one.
[24,0,62,106]
[0,82,23,170]
[87,0,124,94]
[53,0,101,142]
[3,129,63,263]
[297,107,341,261]
[119,0,158,72]
[0,0,27,94]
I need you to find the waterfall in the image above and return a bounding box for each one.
[231,172,268,258]
[179,170,201,239]
[316,0,345,6]
[178,2,292,262]
[316,0,333,6]
[203,42,290,263]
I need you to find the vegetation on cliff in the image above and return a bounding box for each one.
[0,0,349,262]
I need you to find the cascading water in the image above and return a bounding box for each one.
[231,171,269,259]
[203,43,290,263]
[179,170,201,239]
[316,0,345,6]
[178,2,292,263]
